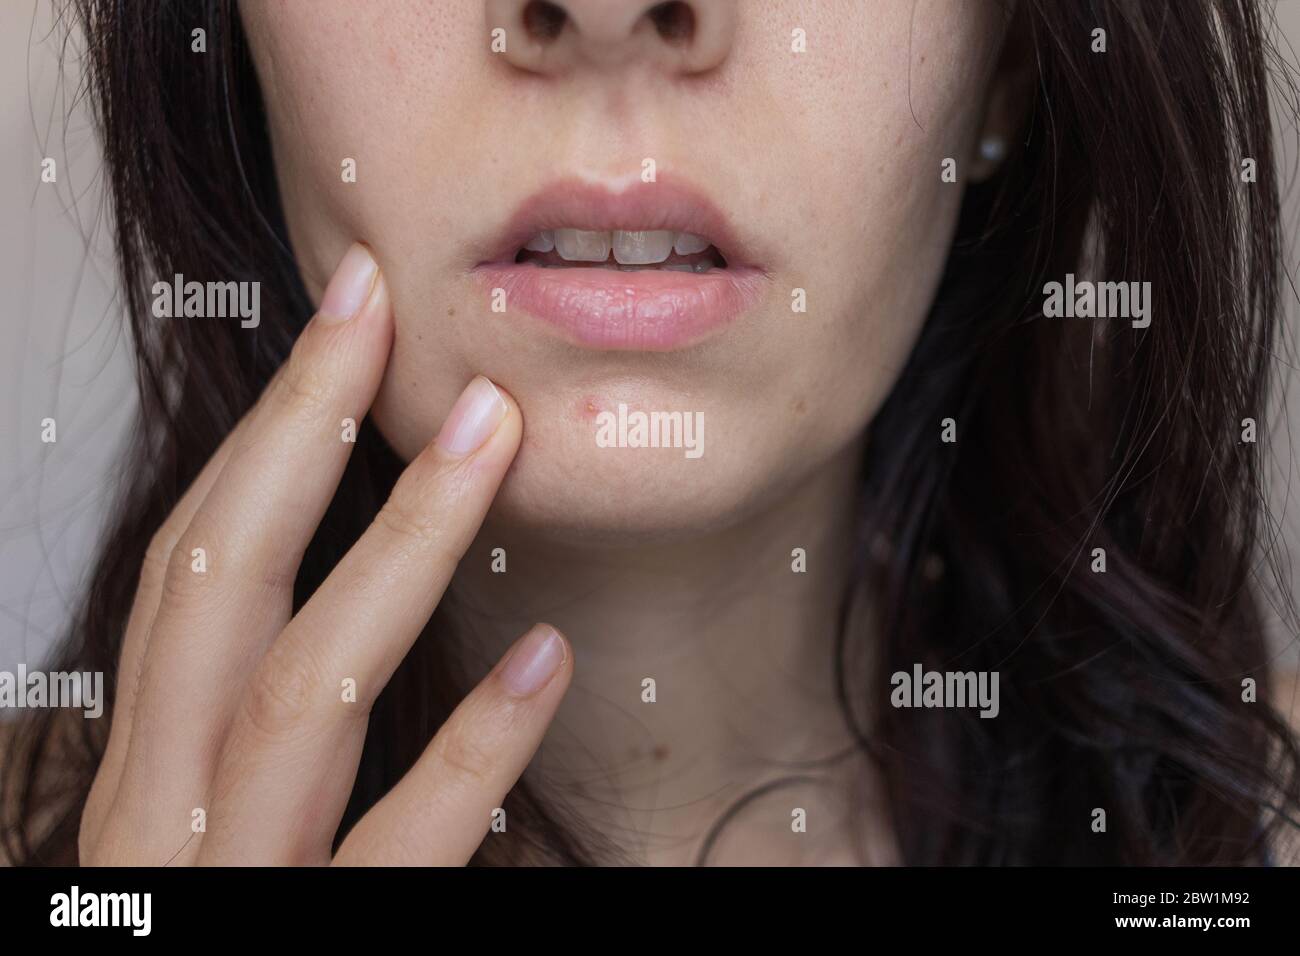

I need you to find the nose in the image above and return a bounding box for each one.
[486,0,737,75]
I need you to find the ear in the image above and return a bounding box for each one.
[968,4,1034,183]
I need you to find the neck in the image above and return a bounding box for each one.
[446,436,888,865]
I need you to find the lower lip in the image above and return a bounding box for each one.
[472,262,768,351]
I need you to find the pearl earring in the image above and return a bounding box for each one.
[979,135,1007,164]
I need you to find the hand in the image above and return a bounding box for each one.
[79,244,572,865]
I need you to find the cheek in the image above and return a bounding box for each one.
[240,0,491,458]
[753,17,990,457]
[370,318,471,463]
[241,0,485,295]
[794,136,966,447]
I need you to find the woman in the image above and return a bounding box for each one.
[3,0,1298,866]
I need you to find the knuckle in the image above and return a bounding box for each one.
[142,524,179,581]
[160,526,215,604]
[246,545,301,596]
[240,643,325,739]
[373,460,473,558]
[376,493,446,548]
[430,725,497,790]
[271,337,341,424]
[409,446,475,503]
[136,532,178,611]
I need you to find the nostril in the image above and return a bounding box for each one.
[647,1,695,44]
[522,0,567,42]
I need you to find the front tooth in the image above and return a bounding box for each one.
[612,230,675,265]
[554,229,611,262]
[524,230,555,253]
[673,232,710,255]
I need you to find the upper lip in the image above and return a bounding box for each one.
[475,175,761,270]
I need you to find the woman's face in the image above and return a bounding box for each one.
[239,0,1010,542]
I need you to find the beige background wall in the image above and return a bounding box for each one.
[2,0,129,670]
[2,0,1299,669]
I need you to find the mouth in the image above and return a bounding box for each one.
[471,178,768,351]
[514,228,727,273]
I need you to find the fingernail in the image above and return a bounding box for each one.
[436,376,508,456]
[500,625,566,698]
[318,243,378,322]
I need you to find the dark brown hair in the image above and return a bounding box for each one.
[4,0,1299,864]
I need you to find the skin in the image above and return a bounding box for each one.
[81,263,574,864]
[82,1,1023,865]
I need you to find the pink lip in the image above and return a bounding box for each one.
[471,177,769,351]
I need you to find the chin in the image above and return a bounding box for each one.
[486,402,768,548]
